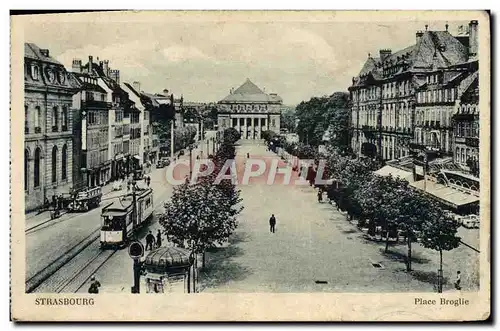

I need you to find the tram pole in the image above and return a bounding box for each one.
[132,258,141,293]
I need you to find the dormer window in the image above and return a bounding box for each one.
[30,64,39,80]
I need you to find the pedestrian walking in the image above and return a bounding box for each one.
[247,152,250,159]
[147,176,151,187]
[269,214,276,233]
[454,271,462,290]
[145,231,155,250]
[317,189,323,203]
[156,229,162,248]
[88,275,101,294]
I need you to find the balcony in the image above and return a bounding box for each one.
[34,127,41,134]
[52,125,59,132]
[465,137,479,147]
[82,100,112,109]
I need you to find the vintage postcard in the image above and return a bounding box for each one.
[10,10,490,321]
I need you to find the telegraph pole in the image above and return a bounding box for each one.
[189,145,193,178]
[170,120,175,160]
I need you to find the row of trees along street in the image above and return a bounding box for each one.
[159,128,244,293]
[264,90,462,292]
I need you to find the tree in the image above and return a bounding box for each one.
[280,108,297,133]
[261,130,276,143]
[395,190,433,271]
[295,92,350,147]
[160,180,240,292]
[223,127,241,145]
[419,205,461,292]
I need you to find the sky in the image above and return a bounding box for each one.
[21,12,472,105]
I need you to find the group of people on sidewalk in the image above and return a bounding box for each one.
[145,230,163,251]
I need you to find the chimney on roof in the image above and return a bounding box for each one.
[379,49,392,62]
[72,59,82,73]
[425,24,429,31]
[163,89,169,96]
[133,81,141,93]
[445,23,449,32]
[103,60,109,77]
[40,49,49,57]
[468,20,478,58]
[416,31,424,44]
[88,56,93,74]
[99,61,103,70]
[109,69,120,85]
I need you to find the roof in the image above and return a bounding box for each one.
[73,73,107,93]
[144,246,191,271]
[410,180,479,208]
[374,165,414,183]
[220,78,283,103]
[352,30,469,86]
[25,43,62,65]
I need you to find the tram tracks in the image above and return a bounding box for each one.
[26,179,174,293]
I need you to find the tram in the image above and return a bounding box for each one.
[100,187,154,249]
[68,187,102,212]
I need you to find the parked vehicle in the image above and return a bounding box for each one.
[156,158,171,168]
[112,180,123,191]
[68,187,102,212]
[100,187,154,248]
[461,214,480,229]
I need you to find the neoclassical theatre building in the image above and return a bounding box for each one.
[217,79,282,139]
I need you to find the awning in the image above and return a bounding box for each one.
[133,155,141,160]
[410,180,479,208]
[374,165,414,183]
[144,246,191,273]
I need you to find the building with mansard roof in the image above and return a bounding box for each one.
[217,79,283,139]
[24,43,81,211]
[349,21,478,161]
[349,20,480,214]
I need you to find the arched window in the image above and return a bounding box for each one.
[24,149,29,191]
[52,146,58,183]
[62,144,67,180]
[34,147,41,188]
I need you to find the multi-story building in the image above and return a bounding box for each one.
[24,43,81,211]
[122,81,153,167]
[349,21,478,161]
[217,79,282,139]
[452,68,479,172]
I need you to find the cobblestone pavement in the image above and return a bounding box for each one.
[199,140,480,293]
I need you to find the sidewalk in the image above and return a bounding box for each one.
[25,180,118,230]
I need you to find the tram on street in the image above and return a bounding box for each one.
[68,186,102,212]
[100,187,154,249]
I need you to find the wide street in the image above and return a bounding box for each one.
[27,132,216,293]
[26,136,479,294]
[198,140,480,293]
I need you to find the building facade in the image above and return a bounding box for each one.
[24,43,80,211]
[452,70,479,172]
[349,21,478,162]
[217,79,282,139]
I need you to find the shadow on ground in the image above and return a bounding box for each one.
[381,249,431,265]
[199,235,250,291]
[410,270,449,288]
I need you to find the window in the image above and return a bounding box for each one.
[52,106,58,131]
[31,65,39,80]
[62,144,67,180]
[24,149,29,191]
[34,147,41,188]
[25,105,29,132]
[271,119,276,127]
[62,107,68,130]
[34,106,41,129]
[52,146,58,183]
